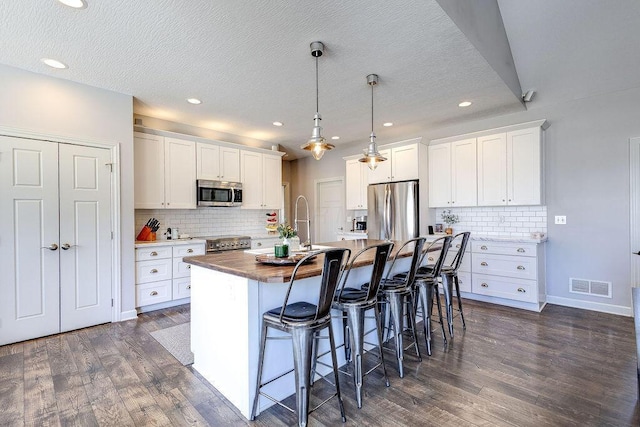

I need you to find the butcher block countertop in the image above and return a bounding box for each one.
[183,239,428,283]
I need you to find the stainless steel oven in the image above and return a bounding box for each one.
[197,180,243,207]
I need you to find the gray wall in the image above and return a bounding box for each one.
[0,64,136,315]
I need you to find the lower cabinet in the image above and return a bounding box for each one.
[336,232,368,241]
[424,238,471,293]
[135,241,205,310]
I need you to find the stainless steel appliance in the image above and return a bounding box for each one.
[367,180,419,241]
[197,180,243,207]
[353,216,367,231]
[201,235,251,253]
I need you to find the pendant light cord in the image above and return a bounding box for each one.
[315,56,319,113]
[371,81,374,134]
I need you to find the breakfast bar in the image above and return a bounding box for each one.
[183,239,415,419]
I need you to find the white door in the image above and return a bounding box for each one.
[315,179,344,243]
[0,136,60,345]
[630,137,640,288]
[59,143,113,332]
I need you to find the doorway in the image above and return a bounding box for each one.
[314,177,345,243]
[630,137,640,288]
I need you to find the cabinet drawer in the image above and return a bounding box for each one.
[173,244,205,258]
[471,241,536,257]
[472,273,537,303]
[136,280,172,306]
[472,253,537,280]
[173,276,192,299]
[136,246,172,261]
[173,258,193,278]
[136,258,172,283]
[457,271,471,293]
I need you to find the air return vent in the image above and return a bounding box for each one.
[569,277,612,298]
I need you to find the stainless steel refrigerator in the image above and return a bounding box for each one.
[367,180,419,241]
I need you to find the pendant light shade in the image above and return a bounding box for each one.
[301,41,334,160]
[359,74,387,170]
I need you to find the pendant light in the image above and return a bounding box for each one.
[359,74,387,170]
[301,41,334,160]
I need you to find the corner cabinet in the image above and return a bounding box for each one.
[240,150,282,209]
[196,142,240,182]
[368,143,419,184]
[345,158,368,209]
[134,132,197,209]
[428,138,477,207]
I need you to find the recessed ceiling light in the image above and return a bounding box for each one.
[58,0,87,9]
[383,122,393,127]
[458,101,472,107]
[187,98,202,105]
[41,58,68,69]
[272,121,283,127]
[331,136,340,140]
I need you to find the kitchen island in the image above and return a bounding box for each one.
[183,239,415,419]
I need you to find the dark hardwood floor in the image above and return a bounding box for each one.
[1,299,638,426]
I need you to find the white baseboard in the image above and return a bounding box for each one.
[136,298,190,314]
[546,295,632,317]
[119,309,138,321]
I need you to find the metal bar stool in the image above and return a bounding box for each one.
[439,232,471,338]
[251,248,351,427]
[332,242,394,408]
[375,237,426,378]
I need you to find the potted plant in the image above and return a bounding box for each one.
[276,223,297,257]
[440,210,459,235]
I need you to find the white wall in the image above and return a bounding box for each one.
[296,87,640,313]
[0,64,136,315]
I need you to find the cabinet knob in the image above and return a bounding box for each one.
[480,262,488,266]
[428,257,434,262]
[480,245,488,250]
[187,285,191,289]
[150,251,158,256]
[517,265,525,270]
[341,238,346,240]
[455,244,461,248]
[187,265,191,269]
[187,249,193,253]
[517,248,525,253]
[481,283,488,288]
[257,242,262,247]
[502,199,505,202]
[150,291,158,296]
[150,269,158,273]
[517,288,526,293]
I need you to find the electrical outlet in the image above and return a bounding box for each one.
[555,215,567,225]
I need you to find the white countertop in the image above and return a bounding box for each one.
[134,238,206,248]
[423,233,547,244]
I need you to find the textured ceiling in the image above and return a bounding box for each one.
[2,1,638,159]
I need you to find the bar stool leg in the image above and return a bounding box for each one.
[387,292,405,378]
[343,316,352,361]
[454,275,466,329]
[328,322,347,423]
[416,282,432,356]
[441,272,455,338]
[251,322,269,420]
[373,304,391,388]
[405,294,422,362]
[345,306,365,408]
[432,283,448,347]
[291,327,314,427]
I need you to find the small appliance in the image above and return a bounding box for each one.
[197,180,243,207]
[353,216,367,231]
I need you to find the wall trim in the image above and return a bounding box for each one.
[429,119,549,145]
[120,310,138,321]
[546,295,632,317]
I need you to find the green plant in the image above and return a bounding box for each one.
[441,209,459,226]
[277,223,297,239]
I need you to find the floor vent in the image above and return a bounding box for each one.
[569,277,612,298]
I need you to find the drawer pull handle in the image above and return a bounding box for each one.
[150,251,158,256]
[517,288,526,293]
[481,283,488,288]
[187,285,191,289]
[187,249,193,253]
[480,245,488,250]
[517,248,525,253]
[517,265,525,270]
[456,244,461,248]
[480,262,488,266]
[150,269,158,273]
[428,257,434,261]
[257,242,262,247]
[150,291,158,296]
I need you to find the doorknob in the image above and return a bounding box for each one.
[42,243,58,251]
[635,251,640,255]
[61,243,76,250]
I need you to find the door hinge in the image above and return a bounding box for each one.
[111,231,114,240]
[105,162,113,172]
[111,298,114,307]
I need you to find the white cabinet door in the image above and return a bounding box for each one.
[164,137,196,209]
[345,159,367,209]
[134,132,165,209]
[262,153,282,209]
[428,143,451,207]
[451,138,477,207]
[196,142,221,180]
[477,133,507,206]
[368,148,392,184]
[507,127,541,205]
[241,150,263,208]
[391,143,419,181]
[220,146,240,182]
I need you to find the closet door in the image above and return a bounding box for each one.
[59,144,113,332]
[0,136,60,345]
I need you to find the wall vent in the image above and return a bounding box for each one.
[569,277,612,298]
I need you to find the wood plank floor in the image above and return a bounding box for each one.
[1,300,638,426]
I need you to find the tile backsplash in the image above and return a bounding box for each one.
[434,206,547,237]
[135,208,276,239]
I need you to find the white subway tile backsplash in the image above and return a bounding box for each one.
[435,206,547,237]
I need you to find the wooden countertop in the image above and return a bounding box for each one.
[183,239,423,283]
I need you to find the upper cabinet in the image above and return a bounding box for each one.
[240,150,282,209]
[477,126,542,206]
[428,138,477,207]
[196,142,240,182]
[134,133,196,209]
[368,143,419,184]
[345,158,368,209]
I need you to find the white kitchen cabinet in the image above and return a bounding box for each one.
[345,158,368,209]
[134,132,197,209]
[196,142,240,182]
[241,150,282,209]
[368,143,419,184]
[336,231,368,241]
[428,138,477,207]
[477,126,542,206]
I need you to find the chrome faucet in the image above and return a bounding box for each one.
[294,195,312,249]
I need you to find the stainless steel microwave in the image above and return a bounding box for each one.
[197,180,243,207]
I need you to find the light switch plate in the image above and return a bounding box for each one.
[555,215,567,225]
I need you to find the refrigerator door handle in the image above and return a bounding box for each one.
[384,184,392,240]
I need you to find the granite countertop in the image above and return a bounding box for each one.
[184,239,427,283]
[424,232,547,244]
[134,238,206,248]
